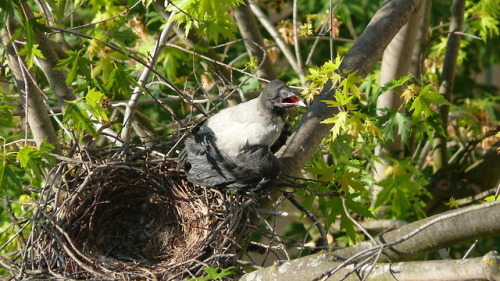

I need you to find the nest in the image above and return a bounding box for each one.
[22,150,254,280]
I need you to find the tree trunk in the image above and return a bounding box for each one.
[1,24,62,155]
[371,1,425,205]
[431,0,466,173]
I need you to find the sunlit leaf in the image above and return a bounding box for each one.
[410,85,451,119]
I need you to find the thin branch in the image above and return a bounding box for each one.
[341,198,377,245]
[432,0,466,172]
[164,43,263,81]
[284,192,329,250]
[66,1,142,30]
[120,11,177,146]
[45,26,185,98]
[292,0,304,82]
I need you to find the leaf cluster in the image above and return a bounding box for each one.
[167,0,244,44]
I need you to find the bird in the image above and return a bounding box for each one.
[178,80,306,191]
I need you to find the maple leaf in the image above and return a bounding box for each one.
[339,70,365,98]
[376,109,412,143]
[410,85,451,119]
[400,84,419,107]
[322,111,348,141]
[18,44,45,70]
[338,171,364,193]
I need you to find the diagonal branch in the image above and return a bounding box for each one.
[241,200,500,280]
[120,11,178,146]
[248,0,306,84]
[278,0,423,178]
[234,0,277,81]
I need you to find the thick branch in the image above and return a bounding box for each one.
[19,2,75,103]
[278,0,423,177]
[242,252,499,281]
[234,1,277,81]
[242,201,500,280]
[1,25,62,155]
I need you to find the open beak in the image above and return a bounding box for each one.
[280,94,307,107]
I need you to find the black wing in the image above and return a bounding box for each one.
[178,134,281,190]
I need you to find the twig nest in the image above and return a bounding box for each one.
[30,156,252,280]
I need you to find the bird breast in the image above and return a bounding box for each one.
[199,99,284,157]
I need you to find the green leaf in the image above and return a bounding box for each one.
[410,85,451,119]
[0,161,23,192]
[380,75,413,92]
[392,189,411,219]
[345,197,375,219]
[338,171,364,193]
[105,63,140,98]
[167,0,243,44]
[55,50,92,84]
[17,44,46,69]
[301,194,316,211]
[63,100,98,137]
[339,208,356,242]
[373,178,395,209]
[188,266,235,280]
[16,146,37,169]
[85,88,109,122]
[15,143,55,184]
[160,46,188,80]
[322,111,348,141]
[376,109,412,143]
[107,25,139,46]
[324,197,342,229]
[333,88,355,107]
[339,70,364,98]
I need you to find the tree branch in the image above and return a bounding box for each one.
[120,11,177,146]
[241,201,500,280]
[1,24,62,155]
[248,0,306,84]
[19,2,75,103]
[233,0,277,81]
[278,0,423,177]
[432,0,466,173]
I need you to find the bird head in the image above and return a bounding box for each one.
[260,80,306,110]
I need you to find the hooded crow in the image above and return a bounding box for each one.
[178,80,306,190]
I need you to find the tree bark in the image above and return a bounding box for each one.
[234,0,277,81]
[241,253,500,281]
[408,0,433,79]
[19,2,75,103]
[1,24,62,155]
[241,201,500,280]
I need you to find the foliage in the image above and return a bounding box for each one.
[0,0,498,278]
[188,266,236,281]
[167,0,244,44]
